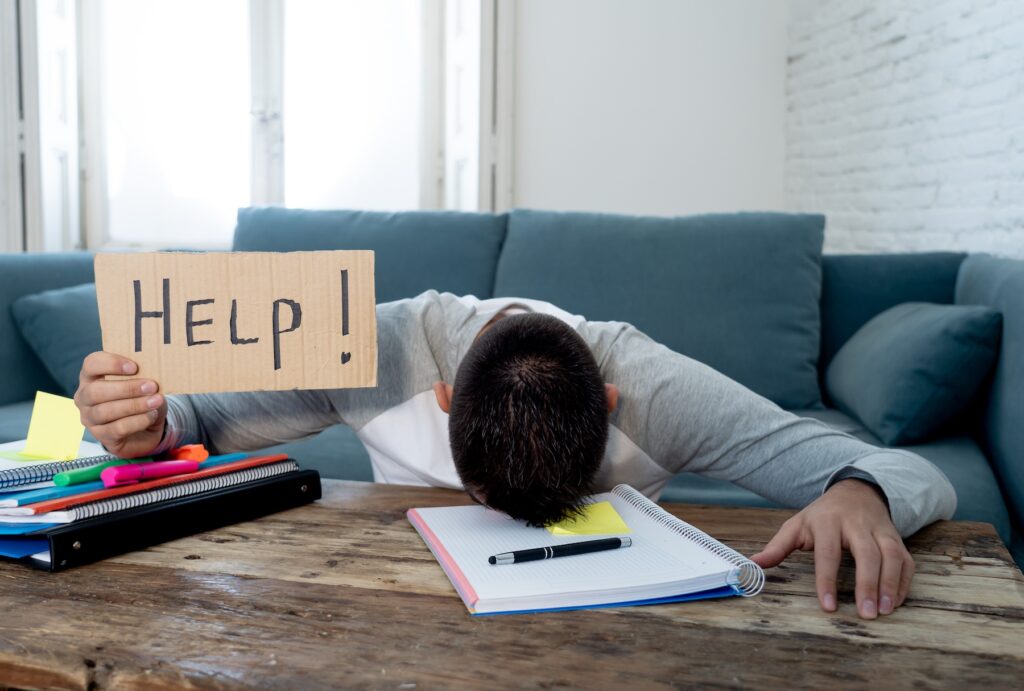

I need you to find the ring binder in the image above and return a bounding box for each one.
[1,467,322,571]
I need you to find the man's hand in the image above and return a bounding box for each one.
[750,479,915,619]
[74,352,167,458]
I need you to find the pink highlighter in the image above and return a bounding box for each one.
[101,460,200,488]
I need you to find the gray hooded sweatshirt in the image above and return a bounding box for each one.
[158,291,957,537]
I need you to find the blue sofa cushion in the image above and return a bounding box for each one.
[0,253,95,406]
[901,434,1011,543]
[233,208,508,303]
[819,253,966,375]
[10,283,103,397]
[826,302,1002,445]
[956,254,1024,534]
[494,210,826,409]
[0,401,37,444]
[256,425,374,482]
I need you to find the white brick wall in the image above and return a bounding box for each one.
[786,0,1024,258]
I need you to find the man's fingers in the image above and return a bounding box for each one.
[877,536,906,615]
[83,394,164,427]
[849,537,882,619]
[897,554,915,607]
[92,411,162,446]
[812,521,842,612]
[76,378,158,409]
[750,517,803,568]
[80,352,138,383]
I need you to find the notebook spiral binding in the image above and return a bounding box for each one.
[612,484,766,597]
[68,461,300,521]
[0,454,119,489]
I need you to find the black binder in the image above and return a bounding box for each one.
[1,467,321,571]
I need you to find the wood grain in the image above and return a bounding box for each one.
[0,480,1021,690]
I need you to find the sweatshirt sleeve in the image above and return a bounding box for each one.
[584,321,958,537]
[154,291,451,457]
[156,388,344,456]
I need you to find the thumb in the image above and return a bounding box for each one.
[141,402,168,441]
[751,519,802,568]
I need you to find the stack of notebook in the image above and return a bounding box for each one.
[0,445,321,571]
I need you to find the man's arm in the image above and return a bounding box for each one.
[584,321,957,618]
[157,389,344,455]
[588,322,957,533]
[79,292,454,458]
[74,353,345,457]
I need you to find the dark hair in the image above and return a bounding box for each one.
[448,313,609,526]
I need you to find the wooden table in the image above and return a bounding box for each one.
[1,480,1022,690]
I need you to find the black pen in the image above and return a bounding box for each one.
[488,536,632,565]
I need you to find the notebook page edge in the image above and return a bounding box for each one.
[407,508,479,611]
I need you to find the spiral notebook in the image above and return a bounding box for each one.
[0,440,110,491]
[408,484,765,615]
[0,461,299,524]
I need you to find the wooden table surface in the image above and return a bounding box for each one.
[0,480,1022,690]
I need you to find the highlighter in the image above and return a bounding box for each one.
[53,458,149,487]
[101,460,200,488]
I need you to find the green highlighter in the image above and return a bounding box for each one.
[53,458,152,486]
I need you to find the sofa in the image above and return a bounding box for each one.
[1,208,1021,569]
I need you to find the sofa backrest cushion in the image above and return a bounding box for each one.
[493,210,826,409]
[819,252,966,377]
[11,283,102,397]
[955,254,1024,531]
[0,253,95,406]
[233,208,508,303]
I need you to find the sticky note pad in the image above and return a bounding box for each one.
[21,392,85,461]
[547,501,632,536]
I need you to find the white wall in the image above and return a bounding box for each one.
[511,0,789,216]
[787,0,1024,258]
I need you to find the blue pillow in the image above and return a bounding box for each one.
[10,283,102,397]
[825,302,1002,445]
[494,210,826,409]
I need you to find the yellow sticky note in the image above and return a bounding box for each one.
[21,391,85,461]
[547,501,632,536]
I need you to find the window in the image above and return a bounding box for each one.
[86,0,439,248]
[102,0,250,247]
[284,0,423,210]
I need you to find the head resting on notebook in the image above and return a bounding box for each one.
[434,313,617,527]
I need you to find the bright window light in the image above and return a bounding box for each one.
[98,0,424,248]
[103,0,250,247]
[283,0,422,210]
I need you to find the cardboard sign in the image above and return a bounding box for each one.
[95,251,376,394]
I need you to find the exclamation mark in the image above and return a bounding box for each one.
[340,269,351,364]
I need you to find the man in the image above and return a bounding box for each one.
[75,291,956,620]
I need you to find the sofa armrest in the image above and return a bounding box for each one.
[956,254,1024,542]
